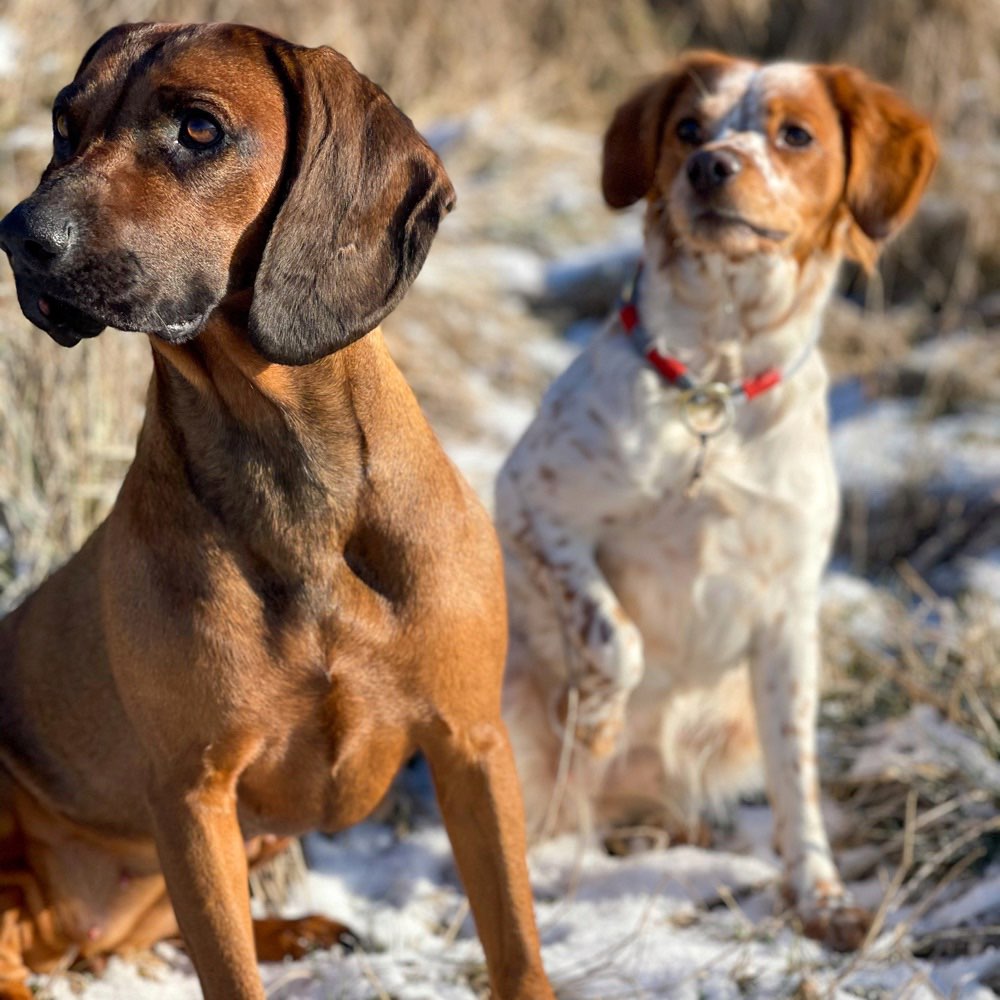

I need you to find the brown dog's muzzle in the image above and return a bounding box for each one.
[0,198,106,347]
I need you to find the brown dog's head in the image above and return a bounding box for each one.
[0,22,455,364]
[602,52,937,268]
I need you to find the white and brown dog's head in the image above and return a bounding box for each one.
[602,52,937,270]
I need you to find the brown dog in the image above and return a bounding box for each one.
[0,22,553,1000]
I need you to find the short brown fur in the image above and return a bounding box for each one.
[0,22,552,1000]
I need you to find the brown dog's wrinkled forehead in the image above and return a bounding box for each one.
[62,23,288,136]
[77,21,281,80]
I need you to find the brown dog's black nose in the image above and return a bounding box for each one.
[0,202,75,268]
[686,150,742,196]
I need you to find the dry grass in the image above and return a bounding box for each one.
[0,0,997,601]
[2,0,997,119]
[820,578,1000,958]
[0,3,995,990]
[0,288,148,606]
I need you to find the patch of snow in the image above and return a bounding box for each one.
[521,331,578,379]
[926,951,1000,1000]
[0,23,19,78]
[37,794,1000,999]
[421,113,484,154]
[916,865,1000,935]
[832,399,1000,502]
[566,316,606,347]
[821,571,894,646]
[543,242,641,300]
[849,705,1000,796]
[828,377,869,425]
[955,550,1000,602]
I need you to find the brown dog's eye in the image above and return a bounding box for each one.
[54,113,70,142]
[779,123,813,148]
[676,117,703,145]
[179,112,222,150]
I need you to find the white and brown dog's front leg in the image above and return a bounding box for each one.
[750,599,872,952]
[498,453,644,759]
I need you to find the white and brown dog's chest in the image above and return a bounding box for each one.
[503,317,838,690]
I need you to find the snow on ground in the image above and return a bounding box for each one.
[21,108,1000,998]
[832,400,1000,505]
[38,804,1000,999]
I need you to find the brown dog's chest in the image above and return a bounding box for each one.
[232,631,419,837]
[235,703,412,838]
[117,540,423,835]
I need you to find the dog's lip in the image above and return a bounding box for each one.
[162,313,206,338]
[694,209,789,242]
[30,291,208,345]
[144,309,212,344]
[31,292,106,347]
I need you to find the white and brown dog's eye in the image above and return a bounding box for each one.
[179,112,222,150]
[675,117,704,145]
[778,123,813,148]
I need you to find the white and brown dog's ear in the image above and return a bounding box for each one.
[601,51,734,210]
[820,66,938,268]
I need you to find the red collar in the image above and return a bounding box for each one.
[619,293,782,402]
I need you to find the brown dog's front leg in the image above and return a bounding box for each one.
[425,721,555,1000]
[148,775,263,1000]
[0,902,33,1000]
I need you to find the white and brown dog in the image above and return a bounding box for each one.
[497,51,936,950]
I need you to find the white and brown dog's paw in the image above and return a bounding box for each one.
[558,614,643,757]
[786,885,873,952]
[559,677,632,758]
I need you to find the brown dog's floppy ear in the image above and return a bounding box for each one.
[602,51,735,210]
[250,45,455,365]
[820,66,937,266]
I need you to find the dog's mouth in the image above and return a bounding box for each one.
[17,286,106,348]
[154,311,210,344]
[692,209,789,243]
[12,276,209,348]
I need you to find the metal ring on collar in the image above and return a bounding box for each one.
[679,382,735,438]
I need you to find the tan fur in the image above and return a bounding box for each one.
[0,23,552,1000]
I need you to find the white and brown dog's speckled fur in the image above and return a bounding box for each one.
[497,52,936,951]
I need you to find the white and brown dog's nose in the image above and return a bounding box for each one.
[686,149,742,197]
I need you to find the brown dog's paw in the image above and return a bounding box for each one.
[797,898,873,953]
[0,982,33,1000]
[254,914,358,962]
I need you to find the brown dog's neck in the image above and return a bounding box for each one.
[138,309,388,582]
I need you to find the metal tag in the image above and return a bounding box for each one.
[679,382,734,438]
